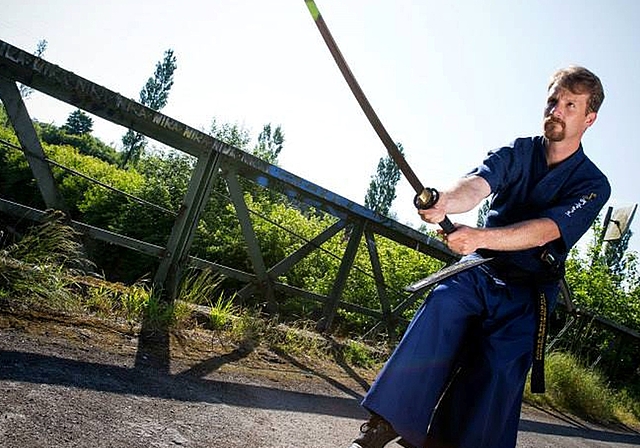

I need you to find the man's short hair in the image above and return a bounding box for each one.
[548,66,605,114]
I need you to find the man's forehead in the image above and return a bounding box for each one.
[547,84,589,101]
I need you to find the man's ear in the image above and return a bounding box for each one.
[585,111,597,128]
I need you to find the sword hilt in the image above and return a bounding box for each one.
[414,188,456,234]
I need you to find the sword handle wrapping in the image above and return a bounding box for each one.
[438,216,456,234]
[414,188,456,234]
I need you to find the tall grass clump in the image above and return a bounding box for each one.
[119,282,152,322]
[177,267,237,330]
[0,211,90,310]
[524,351,639,427]
[4,211,86,266]
[208,295,237,330]
[177,268,224,306]
[141,292,176,330]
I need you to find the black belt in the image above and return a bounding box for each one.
[481,261,551,394]
[531,289,548,394]
[485,257,564,284]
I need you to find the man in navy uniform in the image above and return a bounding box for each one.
[350,66,611,448]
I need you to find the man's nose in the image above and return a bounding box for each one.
[550,105,563,118]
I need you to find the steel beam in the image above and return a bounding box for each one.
[317,220,365,332]
[153,149,221,300]
[0,78,67,211]
[225,170,276,310]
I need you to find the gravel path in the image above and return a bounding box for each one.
[1,310,638,448]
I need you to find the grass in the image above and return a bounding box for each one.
[524,351,640,429]
[1,215,639,430]
[208,295,237,330]
[0,211,87,311]
[342,339,380,369]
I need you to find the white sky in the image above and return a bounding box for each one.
[2,0,639,253]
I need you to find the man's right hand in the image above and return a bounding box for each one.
[417,195,449,225]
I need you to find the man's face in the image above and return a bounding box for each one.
[544,84,596,142]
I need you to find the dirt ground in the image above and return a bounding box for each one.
[1,308,639,448]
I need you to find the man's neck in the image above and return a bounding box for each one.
[544,138,581,167]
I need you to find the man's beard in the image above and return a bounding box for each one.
[544,116,565,141]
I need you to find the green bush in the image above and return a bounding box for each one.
[38,121,119,164]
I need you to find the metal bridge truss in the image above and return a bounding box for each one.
[0,39,458,335]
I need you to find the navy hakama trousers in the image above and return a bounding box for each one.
[361,267,558,448]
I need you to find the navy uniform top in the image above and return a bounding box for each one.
[469,136,611,282]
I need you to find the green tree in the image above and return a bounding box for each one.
[121,49,177,168]
[62,109,93,135]
[253,124,284,164]
[209,118,251,150]
[192,119,258,272]
[364,143,404,217]
[553,215,640,385]
[140,49,178,110]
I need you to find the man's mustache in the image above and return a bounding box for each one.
[544,115,565,129]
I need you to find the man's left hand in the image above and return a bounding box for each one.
[441,224,483,255]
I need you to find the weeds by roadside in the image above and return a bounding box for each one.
[524,351,640,429]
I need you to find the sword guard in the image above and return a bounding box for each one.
[414,188,456,234]
[414,187,439,210]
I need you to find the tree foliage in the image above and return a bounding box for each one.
[206,119,287,221]
[121,49,177,168]
[604,229,634,279]
[37,121,118,164]
[555,218,640,385]
[253,124,284,164]
[140,49,177,110]
[364,143,404,217]
[0,124,41,209]
[62,109,93,135]
[209,118,251,149]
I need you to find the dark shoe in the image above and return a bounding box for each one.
[350,414,399,448]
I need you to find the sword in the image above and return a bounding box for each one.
[303,0,455,234]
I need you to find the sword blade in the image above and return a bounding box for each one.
[303,1,456,234]
[405,256,493,293]
[303,0,424,193]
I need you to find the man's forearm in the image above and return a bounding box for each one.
[441,175,492,214]
[443,218,561,255]
[475,219,561,251]
[417,175,491,226]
